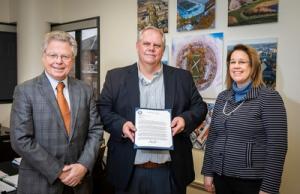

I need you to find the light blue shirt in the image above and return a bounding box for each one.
[134,64,171,164]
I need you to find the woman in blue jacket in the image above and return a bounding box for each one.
[202,44,287,194]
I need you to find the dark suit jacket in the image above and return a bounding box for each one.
[10,73,103,194]
[98,63,207,190]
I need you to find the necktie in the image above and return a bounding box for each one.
[56,82,71,135]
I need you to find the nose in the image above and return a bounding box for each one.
[55,56,63,63]
[232,63,241,68]
[147,44,155,51]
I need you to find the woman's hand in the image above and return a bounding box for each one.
[204,176,215,193]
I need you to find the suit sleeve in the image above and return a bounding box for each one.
[98,71,128,140]
[10,84,64,184]
[77,86,104,173]
[260,90,287,194]
[179,72,207,135]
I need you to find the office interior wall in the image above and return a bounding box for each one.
[60,0,138,88]
[0,0,10,21]
[0,0,299,193]
[16,0,63,83]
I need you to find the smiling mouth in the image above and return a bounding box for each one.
[145,54,155,57]
[53,67,65,72]
[233,71,243,74]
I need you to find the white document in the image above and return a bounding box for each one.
[0,170,8,179]
[2,174,18,187]
[134,108,173,150]
[0,180,16,192]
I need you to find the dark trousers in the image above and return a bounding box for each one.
[63,185,75,194]
[115,165,186,194]
[213,174,262,194]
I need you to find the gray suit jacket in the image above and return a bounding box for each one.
[10,72,103,194]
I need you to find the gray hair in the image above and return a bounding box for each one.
[138,26,165,49]
[42,31,77,57]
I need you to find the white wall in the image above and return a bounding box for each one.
[0,0,10,21]
[16,0,63,83]
[0,0,299,193]
[61,0,138,87]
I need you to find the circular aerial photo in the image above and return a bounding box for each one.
[175,41,217,91]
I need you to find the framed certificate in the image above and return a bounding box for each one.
[134,108,173,150]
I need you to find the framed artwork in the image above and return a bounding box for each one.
[190,99,215,190]
[177,0,215,32]
[228,38,278,89]
[172,32,223,98]
[137,0,169,33]
[190,101,215,150]
[228,0,279,26]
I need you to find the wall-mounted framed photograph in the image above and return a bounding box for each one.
[172,32,223,98]
[138,0,169,33]
[177,0,216,32]
[228,38,278,89]
[228,0,279,26]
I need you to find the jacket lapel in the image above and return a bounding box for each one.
[38,73,68,138]
[163,65,175,112]
[68,77,80,140]
[125,64,140,122]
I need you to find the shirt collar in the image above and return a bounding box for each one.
[137,63,163,85]
[45,71,68,91]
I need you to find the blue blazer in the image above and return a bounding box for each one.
[98,63,207,190]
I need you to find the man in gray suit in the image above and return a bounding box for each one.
[10,31,103,194]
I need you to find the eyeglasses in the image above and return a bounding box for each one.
[229,60,249,65]
[45,53,72,62]
[142,41,162,50]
